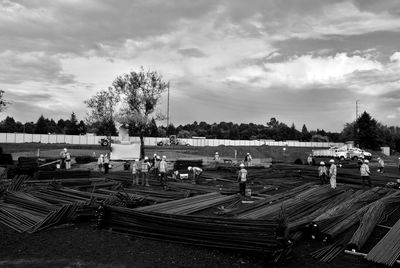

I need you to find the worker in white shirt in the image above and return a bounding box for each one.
[237,163,248,196]
[329,159,337,189]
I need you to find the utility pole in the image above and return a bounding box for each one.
[356,100,359,120]
[167,81,170,127]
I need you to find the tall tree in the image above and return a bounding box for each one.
[35,115,49,134]
[112,67,168,158]
[0,90,9,113]
[0,116,18,132]
[65,112,79,135]
[84,87,119,136]
[355,111,380,149]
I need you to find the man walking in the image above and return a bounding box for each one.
[159,156,168,189]
[329,159,337,189]
[237,163,248,196]
[318,161,327,185]
[360,159,372,188]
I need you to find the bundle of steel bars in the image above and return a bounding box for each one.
[101,205,282,254]
[135,192,240,215]
[366,218,400,265]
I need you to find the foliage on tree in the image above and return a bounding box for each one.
[84,87,119,136]
[111,67,168,157]
[0,90,9,113]
[35,115,49,134]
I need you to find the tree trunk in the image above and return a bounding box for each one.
[140,131,145,159]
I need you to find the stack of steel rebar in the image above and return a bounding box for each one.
[101,205,282,254]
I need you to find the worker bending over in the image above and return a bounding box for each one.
[237,163,248,196]
[188,166,202,184]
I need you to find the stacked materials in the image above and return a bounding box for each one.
[101,205,282,254]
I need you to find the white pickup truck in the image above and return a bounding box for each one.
[312,147,371,160]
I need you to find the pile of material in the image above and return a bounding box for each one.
[100,205,283,254]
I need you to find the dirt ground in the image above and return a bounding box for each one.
[0,220,384,268]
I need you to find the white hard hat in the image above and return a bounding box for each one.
[156,156,161,160]
[154,154,157,156]
[144,156,149,160]
[240,163,245,168]
[377,157,380,160]
[329,159,335,163]
[364,159,369,163]
[188,166,192,170]
[100,154,104,157]
[215,152,219,154]
[64,148,67,151]
[320,161,325,165]
[162,155,166,159]
[247,153,250,155]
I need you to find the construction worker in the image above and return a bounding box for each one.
[159,156,168,189]
[141,156,151,186]
[398,157,400,173]
[329,159,337,189]
[318,161,327,185]
[97,154,104,172]
[244,153,252,167]
[65,152,71,170]
[377,157,385,173]
[307,154,313,165]
[131,159,138,186]
[214,152,220,161]
[188,166,202,184]
[360,159,372,188]
[103,153,110,174]
[154,156,161,180]
[59,148,68,169]
[237,163,248,196]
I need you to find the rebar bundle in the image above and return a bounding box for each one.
[101,205,282,254]
[366,218,400,266]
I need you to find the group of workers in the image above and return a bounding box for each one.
[97,153,111,174]
[317,156,392,189]
[214,151,253,167]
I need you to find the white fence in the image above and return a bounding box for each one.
[0,133,344,148]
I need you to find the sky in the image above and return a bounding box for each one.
[1,0,400,132]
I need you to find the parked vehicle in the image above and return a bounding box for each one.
[312,146,372,160]
[347,148,372,160]
[157,135,191,146]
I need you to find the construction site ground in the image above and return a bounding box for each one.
[1,143,399,268]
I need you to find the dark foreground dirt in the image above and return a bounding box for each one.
[0,220,385,268]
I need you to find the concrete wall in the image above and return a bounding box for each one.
[0,133,344,148]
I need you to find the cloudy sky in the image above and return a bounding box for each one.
[1,0,400,132]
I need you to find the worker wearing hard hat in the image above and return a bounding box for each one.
[237,163,248,196]
[141,156,151,186]
[318,161,328,185]
[97,154,104,172]
[159,156,168,189]
[59,148,68,169]
[188,166,203,184]
[214,152,220,161]
[360,159,372,188]
[244,153,252,167]
[328,159,337,189]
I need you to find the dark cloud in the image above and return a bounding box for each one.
[177,48,207,58]
[275,31,400,62]
[6,92,53,102]
[0,52,75,85]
